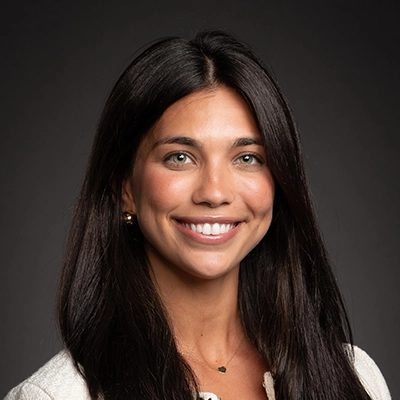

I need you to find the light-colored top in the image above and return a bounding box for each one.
[4,346,391,399]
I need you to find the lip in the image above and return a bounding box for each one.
[173,217,243,245]
[176,216,241,224]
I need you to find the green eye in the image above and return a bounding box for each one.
[237,155,259,165]
[169,153,192,164]
[172,153,188,164]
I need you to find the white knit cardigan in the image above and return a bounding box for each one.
[5,346,391,400]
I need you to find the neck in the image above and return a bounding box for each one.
[151,263,245,362]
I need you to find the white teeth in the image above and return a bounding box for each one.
[182,222,236,235]
[203,223,211,234]
[211,223,220,235]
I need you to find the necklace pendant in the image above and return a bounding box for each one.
[217,366,227,374]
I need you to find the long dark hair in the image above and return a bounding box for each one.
[58,30,371,399]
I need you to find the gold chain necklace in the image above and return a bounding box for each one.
[179,338,244,374]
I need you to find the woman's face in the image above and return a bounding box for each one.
[122,86,275,282]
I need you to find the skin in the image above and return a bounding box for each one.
[122,86,274,399]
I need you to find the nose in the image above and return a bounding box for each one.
[192,162,235,207]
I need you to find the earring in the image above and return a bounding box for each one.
[123,211,135,225]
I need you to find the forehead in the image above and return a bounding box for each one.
[143,86,260,149]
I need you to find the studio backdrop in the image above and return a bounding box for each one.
[1,1,399,397]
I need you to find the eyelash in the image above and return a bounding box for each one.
[234,153,263,165]
[163,152,264,167]
[164,152,194,165]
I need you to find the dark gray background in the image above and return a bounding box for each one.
[1,1,399,397]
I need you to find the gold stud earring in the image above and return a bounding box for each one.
[123,211,135,225]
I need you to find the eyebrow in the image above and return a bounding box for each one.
[153,135,263,149]
[153,136,199,149]
[232,137,263,148]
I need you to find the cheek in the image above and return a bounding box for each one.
[240,175,275,216]
[134,167,192,214]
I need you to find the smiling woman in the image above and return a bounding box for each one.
[5,31,391,400]
[122,88,274,282]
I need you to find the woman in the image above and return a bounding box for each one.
[5,30,390,400]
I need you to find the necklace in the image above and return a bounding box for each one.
[179,337,244,374]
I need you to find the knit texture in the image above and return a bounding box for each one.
[4,346,391,399]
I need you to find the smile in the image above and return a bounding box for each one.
[180,222,237,236]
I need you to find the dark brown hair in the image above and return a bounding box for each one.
[58,30,371,399]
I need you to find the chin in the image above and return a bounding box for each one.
[183,262,240,281]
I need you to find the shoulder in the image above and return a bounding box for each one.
[352,346,391,400]
[4,351,91,400]
[261,345,391,400]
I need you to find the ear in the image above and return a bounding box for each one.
[121,178,137,214]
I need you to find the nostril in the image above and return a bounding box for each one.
[192,179,234,207]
